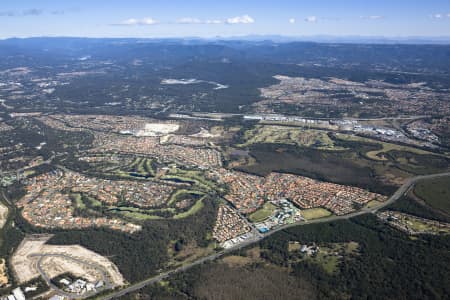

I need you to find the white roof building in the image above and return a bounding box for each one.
[12,288,25,300]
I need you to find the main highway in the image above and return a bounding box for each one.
[97,171,450,300]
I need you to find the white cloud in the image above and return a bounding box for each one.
[305,16,317,23]
[113,15,256,26]
[226,15,255,24]
[289,18,296,24]
[206,19,223,24]
[50,10,65,15]
[430,13,450,19]
[176,17,223,24]
[0,8,65,17]
[368,15,384,20]
[115,17,158,26]
[176,17,203,24]
[359,15,384,20]
[121,18,139,25]
[140,18,158,25]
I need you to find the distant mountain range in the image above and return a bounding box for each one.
[205,35,450,44]
[2,35,450,45]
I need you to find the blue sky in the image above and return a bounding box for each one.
[1,0,450,38]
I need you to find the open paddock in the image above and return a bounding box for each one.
[301,208,332,220]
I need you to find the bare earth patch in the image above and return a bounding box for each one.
[0,259,8,287]
[135,123,180,137]
[11,235,125,286]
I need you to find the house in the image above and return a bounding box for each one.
[59,278,71,286]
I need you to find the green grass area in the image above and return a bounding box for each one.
[240,126,346,150]
[314,242,359,274]
[71,193,103,210]
[163,168,222,193]
[335,133,442,161]
[409,220,435,232]
[173,198,205,219]
[71,193,86,209]
[365,200,383,209]
[85,195,102,207]
[301,208,332,220]
[168,189,204,206]
[239,133,447,192]
[131,157,156,176]
[293,242,359,275]
[117,211,163,220]
[128,157,141,169]
[414,176,450,214]
[311,252,340,274]
[249,202,277,222]
[161,175,196,185]
[127,157,155,176]
[110,206,176,214]
[108,206,173,221]
[101,156,156,179]
[345,241,359,253]
[144,159,155,176]
[398,215,450,235]
[23,170,35,177]
[107,171,148,180]
[109,195,205,221]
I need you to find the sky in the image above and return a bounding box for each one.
[1,0,450,39]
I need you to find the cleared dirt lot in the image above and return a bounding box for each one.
[0,259,8,286]
[11,235,125,286]
[40,255,103,282]
[136,123,180,136]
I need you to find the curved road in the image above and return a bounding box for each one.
[97,171,450,300]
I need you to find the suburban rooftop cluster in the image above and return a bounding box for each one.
[255,75,450,117]
[68,171,175,207]
[213,205,251,244]
[213,169,386,215]
[91,133,222,169]
[18,171,141,233]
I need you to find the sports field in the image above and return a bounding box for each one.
[301,208,332,220]
[249,202,277,222]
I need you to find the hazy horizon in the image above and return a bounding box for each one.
[1,0,449,39]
